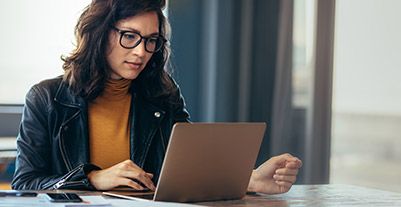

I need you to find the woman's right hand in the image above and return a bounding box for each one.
[87,160,156,191]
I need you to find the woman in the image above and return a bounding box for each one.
[12,0,302,194]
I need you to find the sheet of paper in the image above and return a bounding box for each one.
[0,195,111,207]
[0,194,203,207]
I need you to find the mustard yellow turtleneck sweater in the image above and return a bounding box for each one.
[89,78,132,169]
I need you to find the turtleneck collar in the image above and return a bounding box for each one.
[102,78,132,100]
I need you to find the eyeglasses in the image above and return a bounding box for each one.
[112,27,166,53]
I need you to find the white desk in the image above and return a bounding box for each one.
[2,185,401,206]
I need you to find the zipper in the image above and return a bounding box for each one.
[54,180,86,189]
[52,165,84,189]
[58,109,81,171]
[59,125,72,171]
[42,180,57,190]
[42,164,83,189]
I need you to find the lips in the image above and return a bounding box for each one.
[125,61,142,70]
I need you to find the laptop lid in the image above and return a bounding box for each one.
[154,122,266,202]
[103,122,266,202]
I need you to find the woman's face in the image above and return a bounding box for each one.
[106,11,159,80]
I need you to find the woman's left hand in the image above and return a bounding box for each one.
[247,153,302,194]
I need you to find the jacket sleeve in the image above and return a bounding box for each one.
[170,78,191,123]
[11,85,99,190]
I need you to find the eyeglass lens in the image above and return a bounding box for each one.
[120,31,164,53]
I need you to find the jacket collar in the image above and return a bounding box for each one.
[53,80,87,109]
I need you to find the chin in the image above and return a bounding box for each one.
[122,75,138,80]
[123,72,142,80]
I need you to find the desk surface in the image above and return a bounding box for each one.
[199,184,401,206]
[1,184,401,206]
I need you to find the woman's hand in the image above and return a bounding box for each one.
[247,153,302,194]
[87,160,156,191]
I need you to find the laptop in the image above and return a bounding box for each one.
[103,122,266,202]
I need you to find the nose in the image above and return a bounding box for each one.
[131,40,147,57]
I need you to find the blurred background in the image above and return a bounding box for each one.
[0,0,400,192]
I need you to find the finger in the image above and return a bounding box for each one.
[275,180,293,188]
[275,153,301,164]
[275,168,298,176]
[286,160,302,169]
[282,155,301,164]
[273,174,297,183]
[118,169,156,190]
[116,161,156,189]
[146,173,154,178]
[119,166,154,180]
[285,162,301,169]
[136,174,156,191]
[117,178,144,190]
[129,172,156,190]
[275,153,293,158]
[297,159,303,167]
[272,154,292,167]
[275,180,292,193]
[279,153,301,162]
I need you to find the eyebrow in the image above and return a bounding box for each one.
[119,27,160,36]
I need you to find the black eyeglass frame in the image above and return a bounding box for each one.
[112,27,167,53]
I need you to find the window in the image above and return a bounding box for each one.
[0,0,91,104]
[331,0,401,192]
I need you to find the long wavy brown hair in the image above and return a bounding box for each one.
[62,0,176,103]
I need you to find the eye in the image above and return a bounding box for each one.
[122,32,138,41]
[147,37,160,45]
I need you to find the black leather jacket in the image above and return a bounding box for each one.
[11,77,189,190]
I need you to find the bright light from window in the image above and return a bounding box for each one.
[0,0,91,104]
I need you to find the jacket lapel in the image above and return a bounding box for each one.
[54,81,89,170]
